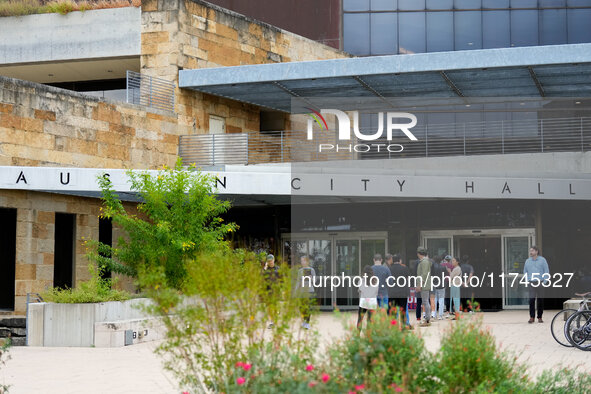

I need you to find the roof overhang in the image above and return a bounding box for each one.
[179,44,591,112]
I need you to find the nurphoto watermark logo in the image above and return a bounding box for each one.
[306,108,418,153]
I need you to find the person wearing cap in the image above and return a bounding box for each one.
[263,253,280,328]
[416,246,432,327]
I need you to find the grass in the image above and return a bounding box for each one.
[0,0,141,17]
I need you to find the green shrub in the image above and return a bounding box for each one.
[434,317,529,393]
[0,0,44,17]
[530,367,591,393]
[143,249,314,393]
[42,264,131,303]
[93,160,236,290]
[329,308,431,393]
[44,0,75,14]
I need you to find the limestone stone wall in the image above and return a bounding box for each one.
[0,77,180,169]
[1,190,101,313]
[140,0,350,135]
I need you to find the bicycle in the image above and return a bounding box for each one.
[550,292,591,348]
[564,292,591,350]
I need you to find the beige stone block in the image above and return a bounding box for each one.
[0,126,26,145]
[36,211,54,224]
[17,208,34,223]
[93,103,122,124]
[34,109,56,121]
[0,103,14,113]
[14,296,26,315]
[67,138,98,156]
[142,31,170,44]
[16,264,36,280]
[141,0,158,12]
[36,265,54,281]
[15,280,33,296]
[0,113,22,129]
[109,123,135,136]
[24,132,54,149]
[216,24,237,40]
[44,121,78,138]
[37,239,54,254]
[16,220,32,238]
[16,236,35,253]
[42,253,53,266]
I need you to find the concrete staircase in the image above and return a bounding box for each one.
[0,317,26,346]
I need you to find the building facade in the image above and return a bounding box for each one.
[0,0,590,315]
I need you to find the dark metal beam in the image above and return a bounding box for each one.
[528,66,545,97]
[440,71,464,97]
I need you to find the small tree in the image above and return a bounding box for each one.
[92,160,236,289]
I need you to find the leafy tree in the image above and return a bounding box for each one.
[91,160,237,290]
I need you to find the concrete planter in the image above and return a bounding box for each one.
[26,298,161,347]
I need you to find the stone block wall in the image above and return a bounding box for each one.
[0,77,180,169]
[140,0,350,135]
[0,190,102,313]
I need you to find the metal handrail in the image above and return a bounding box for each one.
[126,70,175,112]
[179,116,591,166]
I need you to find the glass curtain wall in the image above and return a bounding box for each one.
[343,0,591,56]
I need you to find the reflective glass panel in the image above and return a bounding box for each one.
[540,9,567,45]
[371,0,397,11]
[371,13,398,55]
[344,0,370,11]
[483,11,511,48]
[455,11,483,50]
[427,12,454,52]
[511,10,538,46]
[344,13,370,55]
[567,9,591,43]
[399,12,426,53]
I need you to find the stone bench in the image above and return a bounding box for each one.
[562,299,591,320]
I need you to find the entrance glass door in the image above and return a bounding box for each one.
[335,239,359,308]
[502,236,531,309]
[425,237,452,260]
[283,232,387,310]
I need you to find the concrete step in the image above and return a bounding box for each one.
[0,317,25,328]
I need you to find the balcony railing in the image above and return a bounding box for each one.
[179,116,591,166]
[126,71,175,112]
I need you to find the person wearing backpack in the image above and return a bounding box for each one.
[295,255,316,329]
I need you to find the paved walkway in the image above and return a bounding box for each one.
[1,310,588,393]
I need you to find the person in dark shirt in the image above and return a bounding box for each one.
[372,253,391,309]
[388,253,411,326]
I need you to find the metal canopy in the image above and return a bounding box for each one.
[179,43,591,112]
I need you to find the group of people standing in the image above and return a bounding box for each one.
[357,248,473,329]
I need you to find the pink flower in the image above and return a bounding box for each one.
[390,319,398,326]
[309,381,317,388]
[321,373,330,383]
[306,364,315,371]
[242,363,252,371]
[235,361,244,368]
[355,384,365,390]
[396,388,402,392]
[182,392,189,394]
[348,391,356,394]
[236,377,246,385]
